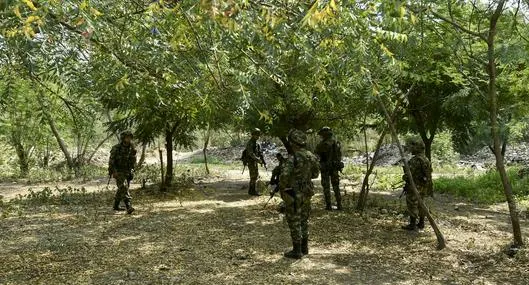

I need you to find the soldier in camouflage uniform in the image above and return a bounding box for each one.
[108,130,137,214]
[402,137,433,230]
[315,127,344,210]
[279,129,320,259]
[244,128,264,196]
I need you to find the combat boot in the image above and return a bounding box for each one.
[401,217,417,231]
[124,200,135,215]
[284,241,302,259]
[301,237,309,255]
[417,217,425,229]
[113,199,125,211]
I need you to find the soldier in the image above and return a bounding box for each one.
[243,128,265,196]
[401,137,433,231]
[108,130,137,214]
[279,129,320,259]
[315,127,344,210]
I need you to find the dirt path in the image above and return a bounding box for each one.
[1,172,528,284]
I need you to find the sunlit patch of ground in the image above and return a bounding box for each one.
[1,170,529,284]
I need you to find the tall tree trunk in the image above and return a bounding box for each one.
[44,109,75,171]
[423,138,434,162]
[356,128,387,212]
[378,95,446,250]
[203,125,211,174]
[136,143,147,170]
[158,143,165,191]
[165,129,174,187]
[12,135,29,177]
[486,0,523,247]
[357,95,405,211]
[86,133,114,164]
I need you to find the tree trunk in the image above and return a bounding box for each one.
[357,95,404,211]
[378,95,446,250]
[486,0,523,247]
[356,128,387,211]
[280,136,293,154]
[203,125,211,174]
[86,133,114,164]
[158,144,165,191]
[501,139,507,158]
[44,109,75,171]
[424,137,434,162]
[165,129,174,187]
[136,143,147,170]
[12,135,29,177]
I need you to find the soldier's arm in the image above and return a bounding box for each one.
[279,157,294,192]
[108,146,117,174]
[245,140,259,161]
[310,154,320,179]
[131,147,137,170]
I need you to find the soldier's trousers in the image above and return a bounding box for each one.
[282,191,311,243]
[406,186,427,219]
[321,169,341,205]
[115,173,132,203]
[248,161,259,191]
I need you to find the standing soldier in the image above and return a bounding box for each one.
[108,130,137,214]
[243,128,264,196]
[315,127,344,210]
[279,129,320,259]
[401,137,433,230]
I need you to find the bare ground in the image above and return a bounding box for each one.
[0,168,528,285]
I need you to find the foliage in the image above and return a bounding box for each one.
[431,131,459,163]
[435,168,529,204]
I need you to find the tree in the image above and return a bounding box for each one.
[428,0,525,248]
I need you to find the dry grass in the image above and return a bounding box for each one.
[1,173,529,285]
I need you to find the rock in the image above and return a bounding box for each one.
[380,208,389,215]
[127,271,136,279]
[454,206,460,211]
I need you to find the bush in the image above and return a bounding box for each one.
[431,131,459,163]
[434,167,529,203]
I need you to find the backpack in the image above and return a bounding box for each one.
[330,140,344,171]
[241,149,249,166]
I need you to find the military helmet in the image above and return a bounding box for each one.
[251,128,262,136]
[318,126,332,136]
[288,129,307,146]
[120,130,134,140]
[405,137,425,154]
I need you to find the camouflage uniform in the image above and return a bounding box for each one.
[245,129,263,196]
[315,127,343,210]
[109,131,137,214]
[402,137,432,230]
[279,129,320,259]
[270,153,285,186]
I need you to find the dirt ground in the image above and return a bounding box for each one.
[0,167,528,285]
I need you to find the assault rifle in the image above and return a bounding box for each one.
[259,152,268,171]
[263,184,279,208]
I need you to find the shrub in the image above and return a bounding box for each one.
[434,167,529,203]
[431,131,459,163]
